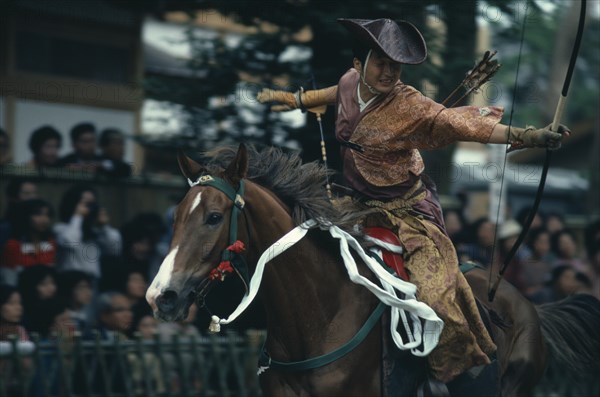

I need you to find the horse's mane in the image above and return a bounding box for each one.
[200,145,367,228]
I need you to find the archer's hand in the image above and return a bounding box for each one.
[256,88,297,112]
[509,124,570,151]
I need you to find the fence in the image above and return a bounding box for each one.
[2,330,597,397]
[0,330,266,397]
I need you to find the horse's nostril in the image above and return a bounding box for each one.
[156,290,179,312]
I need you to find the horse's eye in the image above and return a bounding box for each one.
[206,213,223,226]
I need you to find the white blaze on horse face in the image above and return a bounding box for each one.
[146,245,179,308]
[189,192,202,214]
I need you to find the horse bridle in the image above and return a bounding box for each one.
[186,174,251,306]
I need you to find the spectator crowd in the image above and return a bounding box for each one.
[0,123,132,177]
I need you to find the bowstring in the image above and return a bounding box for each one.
[488,0,530,293]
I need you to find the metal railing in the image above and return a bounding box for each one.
[0,330,266,397]
[3,329,596,397]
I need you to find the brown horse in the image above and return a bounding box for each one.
[146,144,600,396]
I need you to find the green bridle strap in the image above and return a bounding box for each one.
[259,302,386,372]
[188,174,249,288]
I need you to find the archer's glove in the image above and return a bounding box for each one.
[256,88,297,112]
[508,124,570,150]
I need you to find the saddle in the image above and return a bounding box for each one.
[364,227,410,281]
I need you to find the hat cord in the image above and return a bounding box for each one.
[359,50,382,96]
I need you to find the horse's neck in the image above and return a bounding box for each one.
[245,191,376,361]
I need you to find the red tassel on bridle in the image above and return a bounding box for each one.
[208,240,245,281]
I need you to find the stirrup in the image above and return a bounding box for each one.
[416,376,450,397]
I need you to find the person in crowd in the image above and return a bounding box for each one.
[443,209,467,247]
[496,219,529,292]
[0,285,32,396]
[545,212,565,234]
[54,185,121,287]
[57,122,102,171]
[520,227,555,299]
[157,303,202,392]
[120,213,167,281]
[128,302,165,394]
[0,127,10,166]
[57,270,95,335]
[98,128,132,178]
[122,269,148,312]
[529,265,588,304]
[515,206,545,231]
[26,297,74,397]
[1,199,56,285]
[0,285,28,341]
[459,217,495,265]
[91,292,133,394]
[583,221,600,298]
[95,291,133,341]
[17,265,58,332]
[26,125,63,169]
[551,229,586,271]
[0,178,38,248]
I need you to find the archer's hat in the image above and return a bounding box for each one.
[338,18,427,64]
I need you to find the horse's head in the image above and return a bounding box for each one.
[146,144,249,321]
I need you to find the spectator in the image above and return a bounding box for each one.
[121,213,166,281]
[57,270,94,335]
[157,303,202,392]
[584,245,600,299]
[26,126,63,169]
[458,217,495,266]
[95,291,132,340]
[551,229,586,272]
[530,265,587,304]
[497,220,528,292]
[545,212,565,234]
[0,199,56,285]
[0,127,10,166]
[0,286,32,397]
[98,128,132,178]
[443,209,467,247]
[26,297,74,397]
[57,122,101,171]
[0,285,28,341]
[128,302,165,394]
[122,269,148,311]
[516,206,545,230]
[54,185,121,286]
[25,297,72,340]
[521,228,555,298]
[0,178,38,248]
[17,265,58,333]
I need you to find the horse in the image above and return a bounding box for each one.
[146,144,600,396]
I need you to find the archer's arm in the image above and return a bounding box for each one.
[488,123,570,149]
[256,86,338,112]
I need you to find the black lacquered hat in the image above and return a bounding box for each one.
[338,18,427,64]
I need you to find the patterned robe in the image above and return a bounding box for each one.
[335,68,501,382]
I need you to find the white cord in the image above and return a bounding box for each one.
[211,219,443,356]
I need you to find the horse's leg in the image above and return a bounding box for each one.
[465,269,547,397]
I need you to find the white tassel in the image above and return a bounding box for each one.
[208,315,221,333]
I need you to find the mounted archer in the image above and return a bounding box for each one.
[257,17,571,387]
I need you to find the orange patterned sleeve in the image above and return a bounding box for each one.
[382,87,504,149]
[423,106,504,149]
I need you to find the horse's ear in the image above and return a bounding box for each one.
[177,150,204,181]
[224,143,248,184]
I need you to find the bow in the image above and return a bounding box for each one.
[488,0,587,302]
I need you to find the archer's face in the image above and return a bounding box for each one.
[354,51,402,94]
